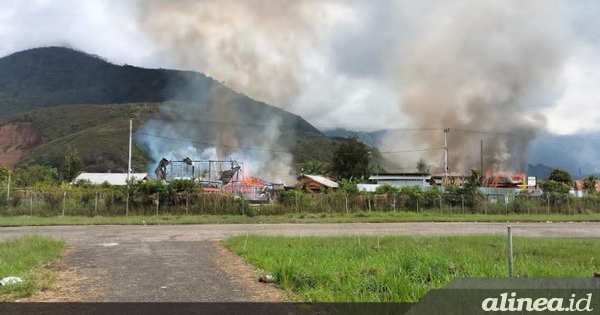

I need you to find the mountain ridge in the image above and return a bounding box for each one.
[0,47,338,173]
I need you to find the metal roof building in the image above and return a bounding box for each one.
[73,173,150,186]
[369,173,432,188]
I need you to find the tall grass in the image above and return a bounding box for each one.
[4,188,600,217]
[225,235,600,302]
[0,235,66,301]
[1,212,599,226]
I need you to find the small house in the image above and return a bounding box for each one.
[297,174,338,191]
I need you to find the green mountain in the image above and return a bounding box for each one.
[0,47,351,175]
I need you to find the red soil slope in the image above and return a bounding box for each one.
[0,121,42,169]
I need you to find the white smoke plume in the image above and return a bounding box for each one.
[136,0,573,176]
[384,0,568,173]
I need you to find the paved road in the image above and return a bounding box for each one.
[2,222,598,302]
[1,221,599,243]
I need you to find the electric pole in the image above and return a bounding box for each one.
[126,117,132,216]
[480,139,484,173]
[444,128,450,184]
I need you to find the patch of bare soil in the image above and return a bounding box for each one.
[211,242,287,302]
[0,121,42,169]
[20,247,101,302]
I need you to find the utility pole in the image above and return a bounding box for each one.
[444,128,450,183]
[126,117,133,216]
[6,170,10,201]
[480,139,484,173]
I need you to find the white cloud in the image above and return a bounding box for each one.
[0,0,160,67]
[543,43,600,135]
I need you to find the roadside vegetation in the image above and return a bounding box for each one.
[1,180,599,219]
[0,235,66,301]
[225,235,600,302]
[0,212,599,227]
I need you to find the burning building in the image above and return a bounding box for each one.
[153,154,282,202]
[482,171,525,189]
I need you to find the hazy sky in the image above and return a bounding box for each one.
[1,0,599,136]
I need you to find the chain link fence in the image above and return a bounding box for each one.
[1,188,600,216]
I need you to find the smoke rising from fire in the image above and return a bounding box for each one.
[387,0,568,173]
[136,81,295,183]
[137,0,344,108]
[136,0,572,176]
[136,0,345,181]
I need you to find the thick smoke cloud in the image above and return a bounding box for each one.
[137,0,572,175]
[385,0,568,173]
[138,0,334,108]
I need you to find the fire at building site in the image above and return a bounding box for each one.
[152,155,284,202]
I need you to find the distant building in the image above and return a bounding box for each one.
[369,173,433,189]
[73,173,150,186]
[297,174,339,190]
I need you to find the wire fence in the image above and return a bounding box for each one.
[1,188,599,217]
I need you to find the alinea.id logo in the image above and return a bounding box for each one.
[482,292,593,312]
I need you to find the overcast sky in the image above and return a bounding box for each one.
[1,0,600,136]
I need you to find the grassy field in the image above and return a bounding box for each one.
[0,211,599,226]
[224,235,600,302]
[0,235,66,301]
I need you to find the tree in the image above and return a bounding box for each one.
[547,169,573,186]
[464,169,483,189]
[296,160,330,175]
[331,135,371,180]
[13,165,59,187]
[539,180,570,195]
[375,183,400,195]
[540,169,573,195]
[416,158,430,173]
[60,150,84,182]
[583,174,598,194]
[0,167,9,187]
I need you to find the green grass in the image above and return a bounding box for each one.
[0,212,599,226]
[224,235,600,302]
[0,235,66,301]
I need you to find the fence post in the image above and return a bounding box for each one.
[62,191,66,216]
[416,197,419,213]
[156,193,160,216]
[95,191,98,214]
[507,226,514,277]
[484,196,487,214]
[345,194,348,214]
[392,194,396,212]
[295,191,298,213]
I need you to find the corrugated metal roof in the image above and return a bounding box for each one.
[73,173,149,185]
[300,174,339,188]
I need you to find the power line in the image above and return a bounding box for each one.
[136,131,446,156]
[140,115,307,133]
[378,147,445,154]
[135,132,291,154]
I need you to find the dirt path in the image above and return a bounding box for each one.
[3,222,599,302]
